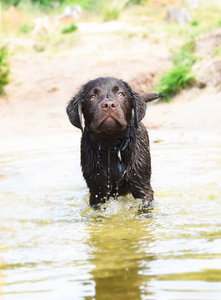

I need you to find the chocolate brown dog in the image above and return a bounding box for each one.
[66,77,163,207]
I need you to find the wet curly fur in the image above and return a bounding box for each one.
[66,77,163,207]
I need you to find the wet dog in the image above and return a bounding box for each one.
[66,77,163,207]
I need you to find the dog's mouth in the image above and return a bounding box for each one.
[93,115,127,131]
[98,116,121,130]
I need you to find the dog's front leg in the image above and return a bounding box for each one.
[85,177,107,207]
[131,183,154,204]
[86,174,108,207]
[89,192,106,208]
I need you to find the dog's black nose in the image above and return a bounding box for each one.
[102,100,117,111]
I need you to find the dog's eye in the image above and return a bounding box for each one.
[89,95,96,100]
[118,92,125,98]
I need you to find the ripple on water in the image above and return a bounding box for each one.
[0,136,221,299]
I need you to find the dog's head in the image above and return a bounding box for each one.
[66,77,163,133]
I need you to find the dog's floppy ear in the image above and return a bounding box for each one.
[66,89,83,131]
[123,81,148,128]
[132,92,164,127]
[132,91,146,128]
[123,81,164,128]
[141,93,164,103]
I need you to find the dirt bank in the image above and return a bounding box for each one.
[0,31,221,142]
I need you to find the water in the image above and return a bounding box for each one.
[0,131,221,300]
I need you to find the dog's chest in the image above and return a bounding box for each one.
[98,150,126,183]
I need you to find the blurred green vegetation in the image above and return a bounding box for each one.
[61,23,78,34]
[1,0,100,10]
[19,23,32,33]
[155,39,197,101]
[1,0,221,98]
[1,0,148,10]
[102,0,126,21]
[0,46,10,95]
[191,20,199,26]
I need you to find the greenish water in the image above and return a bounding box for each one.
[0,132,221,299]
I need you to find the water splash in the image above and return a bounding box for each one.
[115,180,119,199]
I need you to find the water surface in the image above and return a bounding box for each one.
[0,131,221,299]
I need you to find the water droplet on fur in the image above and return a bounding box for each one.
[118,150,122,161]
[106,149,111,199]
[115,181,119,199]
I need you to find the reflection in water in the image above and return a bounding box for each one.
[0,133,221,299]
[0,258,6,296]
[85,202,156,300]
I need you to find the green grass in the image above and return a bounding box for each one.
[155,39,197,101]
[2,0,146,10]
[61,23,78,34]
[19,23,32,34]
[155,66,195,102]
[102,0,128,21]
[214,45,221,57]
[191,20,199,26]
[0,45,10,95]
[103,6,121,21]
[2,0,103,11]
